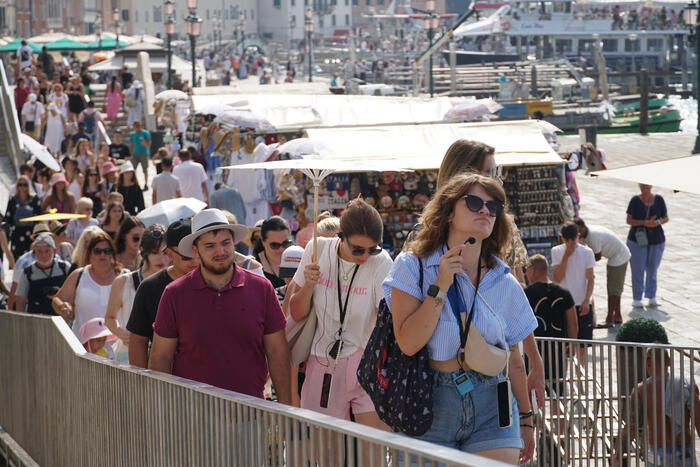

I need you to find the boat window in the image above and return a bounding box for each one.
[647,38,664,52]
[602,39,618,52]
[579,39,595,53]
[624,38,640,52]
[555,39,573,53]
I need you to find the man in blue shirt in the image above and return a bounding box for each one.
[129,120,151,191]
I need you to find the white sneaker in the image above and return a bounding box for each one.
[648,298,659,307]
[632,300,644,308]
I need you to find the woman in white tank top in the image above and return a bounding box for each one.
[52,231,123,342]
[105,225,169,362]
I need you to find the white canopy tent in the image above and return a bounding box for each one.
[303,120,565,168]
[592,156,700,195]
[88,54,204,80]
[191,93,456,130]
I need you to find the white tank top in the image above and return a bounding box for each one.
[112,270,140,362]
[72,266,113,336]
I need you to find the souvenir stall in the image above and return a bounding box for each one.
[274,121,571,258]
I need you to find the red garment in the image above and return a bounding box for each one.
[14,85,29,110]
[153,265,287,398]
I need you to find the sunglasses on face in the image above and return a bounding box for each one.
[267,240,292,250]
[168,247,193,261]
[17,183,28,187]
[88,173,98,177]
[346,239,382,257]
[464,194,504,218]
[92,247,113,256]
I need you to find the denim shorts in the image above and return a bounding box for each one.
[416,370,523,454]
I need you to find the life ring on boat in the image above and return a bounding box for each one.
[501,20,511,31]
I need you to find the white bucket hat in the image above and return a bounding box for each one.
[178,209,248,257]
[119,161,135,175]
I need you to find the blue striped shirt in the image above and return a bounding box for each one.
[383,248,537,361]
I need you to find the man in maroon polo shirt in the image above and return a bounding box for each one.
[149,209,292,404]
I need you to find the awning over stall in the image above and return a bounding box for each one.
[592,156,700,195]
[304,120,564,168]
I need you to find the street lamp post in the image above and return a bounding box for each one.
[683,2,700,152]
[164,0,175,89]
[113,8,121,50]
[290,16,296,50]
[422,0,439,97]
[305,8,314,83]
[237,12,245,56]
[185,0,202,88]
[96,12,102,50]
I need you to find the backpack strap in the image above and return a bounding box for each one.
[131,270,142,291]
[58,260,69,277]
[418,257,424,291]
[23,264,33,282]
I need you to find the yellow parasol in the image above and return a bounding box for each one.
[21,209,86,223]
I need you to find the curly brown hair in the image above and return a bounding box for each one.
[407,173,510,269]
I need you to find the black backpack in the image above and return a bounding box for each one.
[357,258,434,436]
[531,285,568,339]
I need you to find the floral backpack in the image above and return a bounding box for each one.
[357,258,434,436]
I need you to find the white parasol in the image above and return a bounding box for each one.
[443,98,503,122]
[276,138,332,158]
[214,109,275,131]
[222,157,412,261]
[20,134,61,171]
[136,197,207,227]
[196,102,236,117]
[155,89,189,101]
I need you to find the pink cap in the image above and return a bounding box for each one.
[78,317,116,345]
[50,172,68,187]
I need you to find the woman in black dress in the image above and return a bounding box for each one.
[116,162,145,216]
[67,75,85,121]
[5,175,42,258]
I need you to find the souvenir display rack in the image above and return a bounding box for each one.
[502,165,570,265]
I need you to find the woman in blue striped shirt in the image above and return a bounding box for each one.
[383,173,537,464]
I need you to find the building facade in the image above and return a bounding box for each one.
[258,0,353,43]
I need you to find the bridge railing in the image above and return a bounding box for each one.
[0,311,503,466]
[0,59,24,176]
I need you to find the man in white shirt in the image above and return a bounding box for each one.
[573,218,631,327]
[551,222,596,347]
[172,149,208,203]
[151,156,182,204]
[17,40,33,74]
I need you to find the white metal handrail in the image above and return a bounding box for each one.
[0,311,503,467]
[0,59,23,176]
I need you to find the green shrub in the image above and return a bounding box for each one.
[615,318,669,344]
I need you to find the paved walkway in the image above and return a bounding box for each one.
[558,133,700,347]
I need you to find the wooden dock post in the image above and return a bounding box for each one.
[530,65,538,97]
[639,69,649,135]
[449,41,457,96]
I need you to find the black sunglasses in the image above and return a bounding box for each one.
[168,247,193,261]
[464,194,504,218]
[92,247,113,256]
[17,183,28,187]
[346,239,382,257]
[268,240,292,250]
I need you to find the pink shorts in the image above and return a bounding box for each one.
[300,349,376,420]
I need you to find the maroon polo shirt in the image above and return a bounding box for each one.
[153,265,287,398]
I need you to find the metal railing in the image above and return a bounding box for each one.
[0,311,502,467]
[0,59,23,176]
[530,337,700,467]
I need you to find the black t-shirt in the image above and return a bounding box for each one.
[525,282,575,339]
[126,268,174,340]
[525,281,575,380]
[626,195,667,245]
[109,143,131,160]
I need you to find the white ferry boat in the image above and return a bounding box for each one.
[451,0,690,70]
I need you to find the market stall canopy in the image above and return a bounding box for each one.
[592,156,700,195]
[45,38,88,51]
[304,120,564,168]
[191,93,455,129]
[0,38,41,53]
[88,53,204,78]
[86,37,128,49]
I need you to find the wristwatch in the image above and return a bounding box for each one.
[427,284,447,307]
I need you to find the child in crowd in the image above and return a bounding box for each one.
[79,317,116,359]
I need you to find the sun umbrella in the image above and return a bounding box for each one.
[136,198,207,227]
[45,38,88,51]
[276,138,331,158]
[21,209,86,223]
[155,89,189,101]
[214,109,275,131]
[20,134,61,171]
[222,157,412,262]
[92,51,109,61]
[195,102,236,117]
[0,38,42,53]
[443,98,503,122]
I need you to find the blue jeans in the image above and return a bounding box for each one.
[627,240,665,301]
